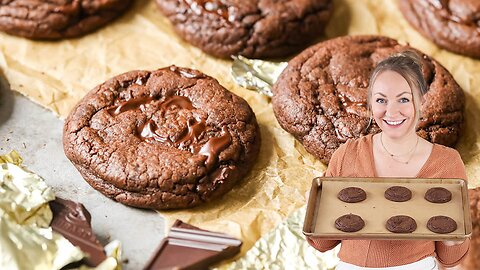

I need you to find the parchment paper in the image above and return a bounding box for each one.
[0,0,479,256]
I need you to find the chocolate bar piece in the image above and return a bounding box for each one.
[143,220,242,270]
[49,197,107,267]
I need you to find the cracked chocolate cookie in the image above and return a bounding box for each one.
[156,0,333,59]
[399,0,480,58]
[0,0,132,39]
[63,66,261,210]
[427,215,457,233]
[272,35,465,164]
[386,215,417,233]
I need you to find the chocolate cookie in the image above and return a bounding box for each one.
[427,215,457,234]
[386,215,417,233]
[63,66,261,210]
[425,187,452,203]
[384,186,412,202]
[0,0,132,39]
[462,188,480,269]
[399,0,480,58]
[337,187,367,203]
[272,35,465,164]
[335,214,365,232]
[156,0,333,59]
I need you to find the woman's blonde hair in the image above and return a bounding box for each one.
[367,50,428,123]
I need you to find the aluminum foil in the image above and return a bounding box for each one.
[0,151,55,227]
[0,151,121,270]
[231,55,287,97]
[215,206,339,270]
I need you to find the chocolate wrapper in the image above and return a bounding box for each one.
[0,151,54,227]
[231,55,287,97]
[0,151,83,269]
[0,151,121,270]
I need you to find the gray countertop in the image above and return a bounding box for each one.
[0,76,166,269]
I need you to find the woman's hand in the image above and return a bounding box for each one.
[441,240,466,246]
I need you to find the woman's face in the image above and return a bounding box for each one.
[370,70,417,140]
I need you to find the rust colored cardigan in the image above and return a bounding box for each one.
[306,134,470,268]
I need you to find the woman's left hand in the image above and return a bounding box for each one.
[442,240,466,246]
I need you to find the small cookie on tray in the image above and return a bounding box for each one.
[335,214,365,232]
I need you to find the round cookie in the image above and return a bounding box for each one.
[399,0,480,58]
[425,187,452,203]
[384,186,412,202]
[338,187,367,203]
[0,0,132,39]
[386,215,417,233]
[272,35,465,164]
[63,66,261,210]
[427,215,457,234]
[156,0,333,59]
[335,214,365,232]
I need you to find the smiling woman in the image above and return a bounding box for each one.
[306,51,471,270]
[368,52,433,173]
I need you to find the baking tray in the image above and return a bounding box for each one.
[303,177,472,241]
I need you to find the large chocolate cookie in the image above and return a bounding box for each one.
[272,35,465,164]
[156,0,333,59]
[63,66,261,210]
[384,186,412,202]
[386,215,417,233]
[337,187,367,203]
[462,188,480,269]
[0,0,131,39]
[425,187,452,203]
[427,215,457,234]
[399,0,480,58]
[335,214,365,232]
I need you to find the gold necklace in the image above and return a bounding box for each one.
[380,133,419,164]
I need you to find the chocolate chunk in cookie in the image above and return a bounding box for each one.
[156,0,333,59]
[385,186,412,202]
[272,35,465,164]
[0,0,132,39]
[386,215,417,233]
[399,0,480,58]
[427,215,457,234]
[337,187,367,203]
[425,187,452,203]
[63,66,261,210]
[335,214,365,232]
